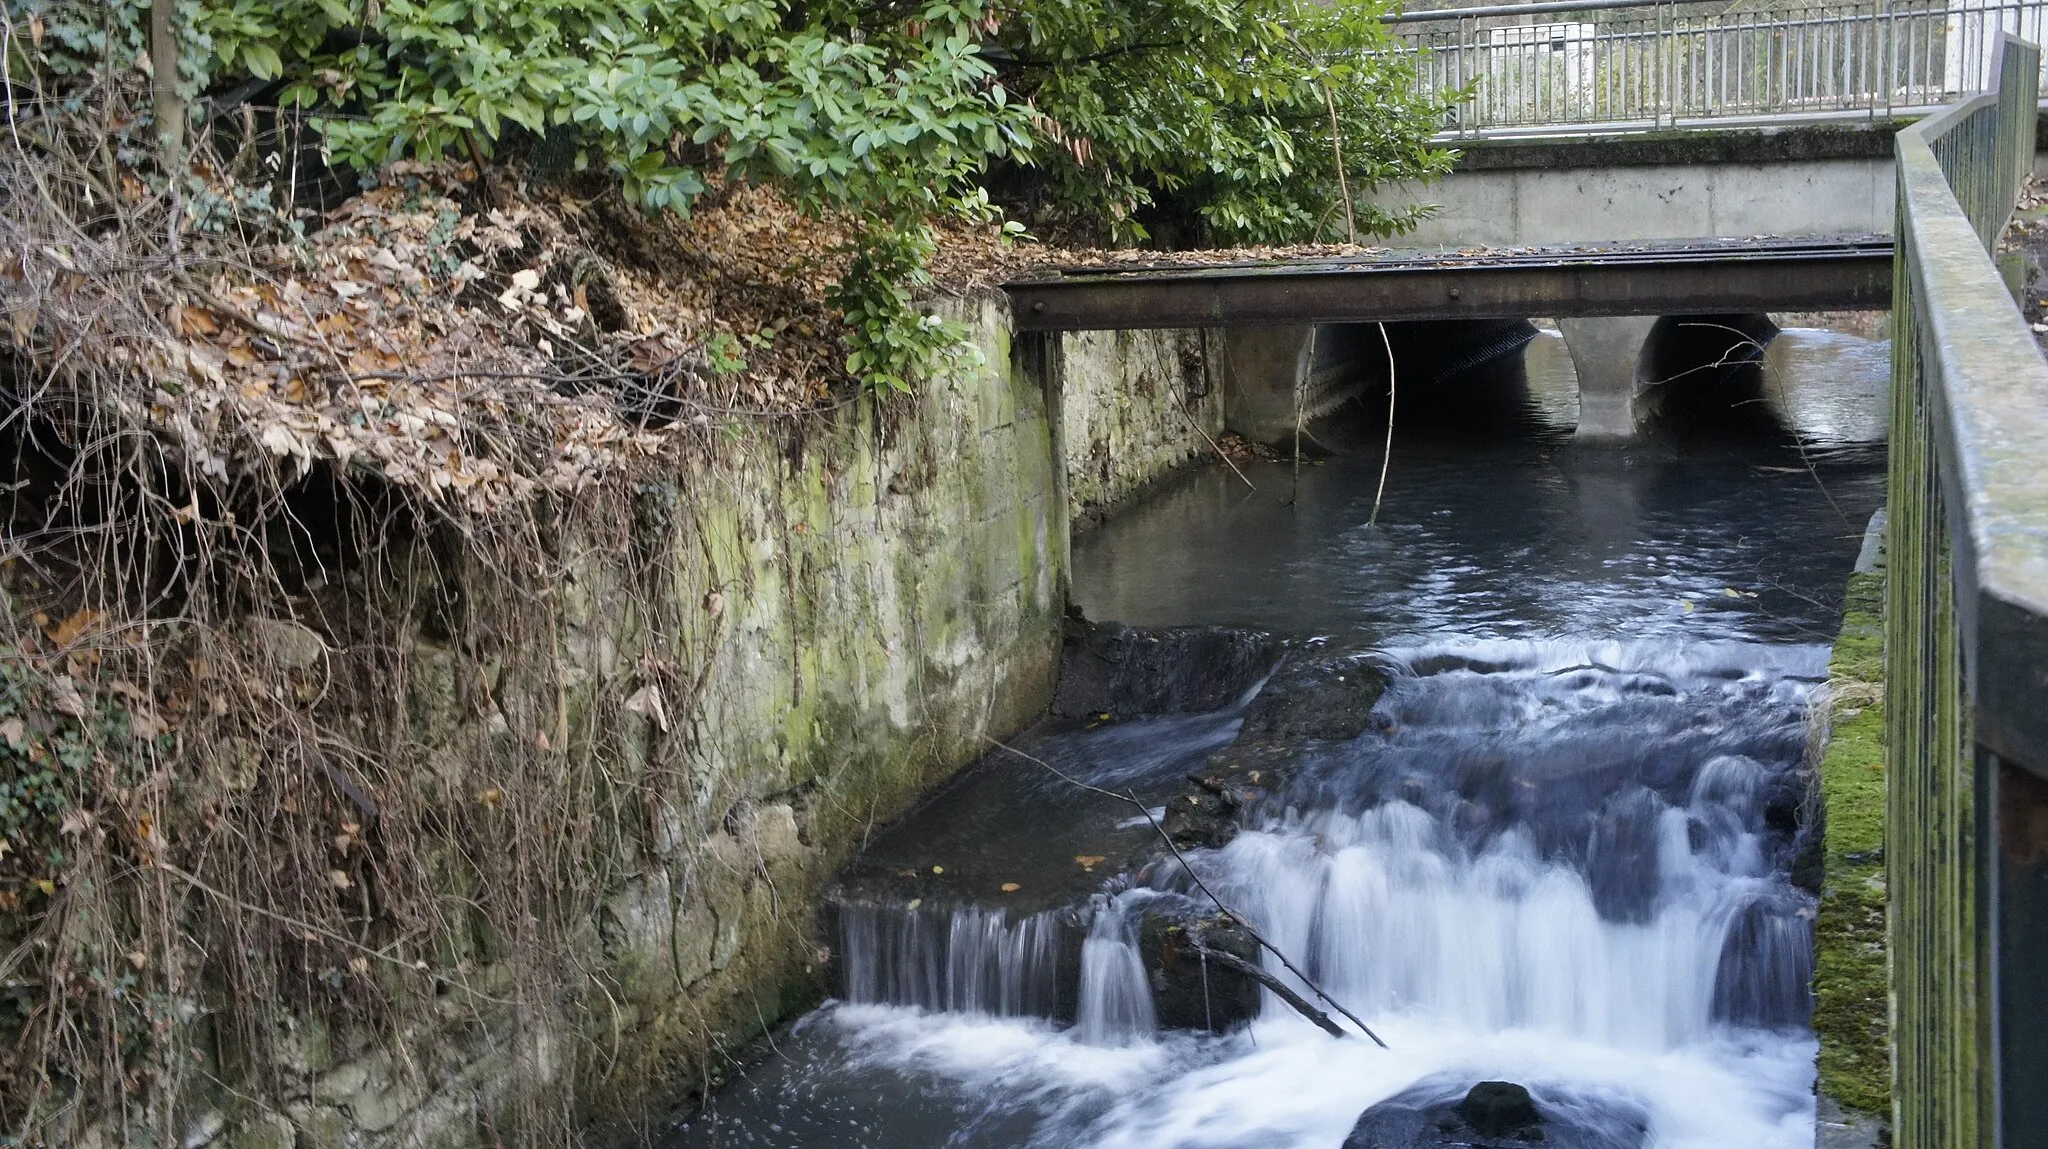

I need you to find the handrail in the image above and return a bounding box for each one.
[1393,0,1744,24]
[1888,30,2048,1148]
[1390,0,2048,137]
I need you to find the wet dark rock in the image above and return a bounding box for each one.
[1053,618,1280,720]
[1459,1082,1541,1138]
[1137,902,1263,1033]
[1343,1078,1649,1149]
[1585,785,1666,924]
[1236,655,1391,744]
[1159,655,1391,848]
[1160,773,1245,849]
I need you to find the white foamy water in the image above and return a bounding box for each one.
[674,640,1826,1149]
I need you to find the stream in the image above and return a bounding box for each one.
[666,324,1888,1149]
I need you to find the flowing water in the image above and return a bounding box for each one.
[666,324,1888,1149]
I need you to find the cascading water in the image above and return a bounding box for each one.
[667,326,1888,1149]
[1178,643,1822,1055]
[1075,896,1156,1046]
[836,904,1066,1019]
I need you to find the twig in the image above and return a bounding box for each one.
[463,130,505,208]
[1294,325,1317,502]
[154,863,452,985]
[1177,394,1255,491]
[985,736,1388,1047]
[1370,321,1396,527]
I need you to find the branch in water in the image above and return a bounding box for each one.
[1193,944,1345,1039]
[985,736,1389,1047]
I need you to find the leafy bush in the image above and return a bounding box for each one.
[986,0,1458,244]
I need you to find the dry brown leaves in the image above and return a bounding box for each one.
[41,158,1365,515]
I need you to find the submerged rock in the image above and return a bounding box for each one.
[1160,653,1392,849]
[1343,1078,1648,1149]
[1459,1082,1541,1138]
[1235,654,1390,744]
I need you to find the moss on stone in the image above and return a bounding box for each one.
[1813,569,1891,1118]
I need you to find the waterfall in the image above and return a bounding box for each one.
[1075,896,1156,1046]
[836,903,1064,1018]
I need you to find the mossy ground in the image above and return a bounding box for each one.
[1813,571,1890,1118]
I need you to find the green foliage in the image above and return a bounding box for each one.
[986,0,1459,243]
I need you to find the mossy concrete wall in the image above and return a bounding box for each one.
[1814,568,1891,1125]
[170,292,1223,1149]
[1047,327,1224,528]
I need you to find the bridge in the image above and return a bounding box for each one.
[1007,0,2048,443]
[1006,235,1894,439]
[1370,0,2048,246]
[1002,14,2048,1145]
[1008,234,1893,440]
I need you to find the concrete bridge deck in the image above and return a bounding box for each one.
[1004,234,1893,331]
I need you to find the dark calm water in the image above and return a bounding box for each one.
[663,325,1887,1149]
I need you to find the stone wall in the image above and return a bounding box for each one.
[1045,326,1223,528]
[167,292,1224,1149]
[163,292,1067,1149]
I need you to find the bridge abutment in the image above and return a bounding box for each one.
[1218,326,1378,447]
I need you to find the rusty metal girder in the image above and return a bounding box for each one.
[1002,236,1894,331]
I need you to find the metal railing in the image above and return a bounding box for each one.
[1889,32,2048,1149]
[1392,0,2048,137]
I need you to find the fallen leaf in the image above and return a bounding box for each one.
[47,607,97,647]
[328,869,353,890]
[623,683,670,731]
[0,717,24,747]
[930,865,944,875]
[1000,882,1021,893]
[1074,855,1105,871]
[126,951,148,970]
[48,675,87,718]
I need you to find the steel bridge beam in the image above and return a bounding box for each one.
[1003,236,1893,332]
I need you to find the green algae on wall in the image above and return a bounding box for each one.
[1814,570,1891,1118]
